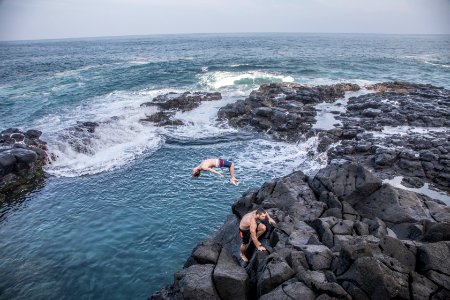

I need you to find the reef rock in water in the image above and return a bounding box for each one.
[0,128,48,201]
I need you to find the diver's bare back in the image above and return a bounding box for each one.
[239,211,256,230]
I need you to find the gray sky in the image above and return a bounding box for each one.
[0,0,449,41]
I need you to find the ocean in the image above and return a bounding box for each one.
[0,33,449,299]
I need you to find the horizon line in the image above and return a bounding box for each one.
[1,31,449,43]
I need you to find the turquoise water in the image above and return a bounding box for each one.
[1,33,449,299]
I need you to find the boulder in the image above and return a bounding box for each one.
[172,264,219,299]
[410,271,439,300]
[417,241,450,276]
[378,236,416,271]
[309,161,382,205]
[213,248,248,300]
[297,245,334,270]
[184,240,221,267]
[353,184,433,223]
[334,235,381,276]
[337,255,410,299]
[257,254,295,296]
[259,278,316,300]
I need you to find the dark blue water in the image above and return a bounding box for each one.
[1,33,449,299]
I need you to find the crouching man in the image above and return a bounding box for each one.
[239,208,276,262]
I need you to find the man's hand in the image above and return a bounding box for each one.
[269,219,276,225]
[230,177,239,186]
[257,245,266,251]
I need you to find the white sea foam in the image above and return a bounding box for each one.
[163,95,239,140]
[424,61,450,68]
[46,118,162,177]
[198,71,294,90]
[236,135,329,181]
[54,65,99,78]
[39,88,242,177]
[39,89,176,177]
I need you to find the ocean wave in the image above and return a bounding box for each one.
[39,88,242,177]
[424,61,450,68]
[39,89,172,177]
[198,70,295,90]
[401,54,450,69]
[45,118,162,177]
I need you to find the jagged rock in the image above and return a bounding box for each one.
[297,245,334,270]
[362,217,388,238]
[257,254,295,296]
[417,241,450,278]
[341,281,370,300]
[184,240,221,268]
[390,222,424,240]
[232,188,258,219]
[424,200,450,223]
[1,128,47,200]
[310,218,336,248]
[172,264,219,299]
[218,82,359,141]
[353,221,369,236]
[319,191,342,210]
[140,111,184,126]
[378,236,416,271]
[334,235,381,276]
[341,201,360,221]
[144,92,222,112]
[421,220,450,242]
[213,248,248,300]
[287,221,318,248]
[331,220,354,235]
[337,255,410,299]
[309,161,382,205]
[431,288,450,300]
[410,271,439,299]
[354,184,433,223]
[321,208,343,219]
[212,215,242,260]
[285,249,309,270]
[259,278,316,300]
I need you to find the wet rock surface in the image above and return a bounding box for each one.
[151,162,450,299]
[217,83,359,141]
[140,91,222,126]
[151,81,449,299]
[0,128,48,201]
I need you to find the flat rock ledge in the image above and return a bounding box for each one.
[217,82,360,141]
[217,81,450,192]
[0,128,48,202]
[150,161,450,300]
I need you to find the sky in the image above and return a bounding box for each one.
[0,0,449,41]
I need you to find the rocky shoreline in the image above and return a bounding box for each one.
[0,128,48,202]
[151,161,450,300]
[150,81,450,300]
[1,81,449,299]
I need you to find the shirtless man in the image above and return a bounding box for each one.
[192,158,239,186]
[239,208,276,262]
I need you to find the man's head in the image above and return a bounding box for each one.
[192,167,201,178]
[255,208,267,220]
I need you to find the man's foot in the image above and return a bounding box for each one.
[240,252,248,262]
